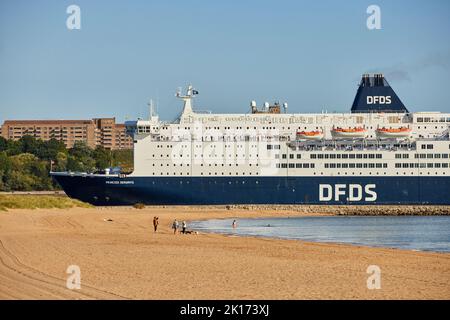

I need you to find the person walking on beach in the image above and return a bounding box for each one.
[172,219,179,234]
[153,216,159,232]
[232,219,237,229]
[182,221,187,234]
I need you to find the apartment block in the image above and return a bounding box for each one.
[0,118,133,150]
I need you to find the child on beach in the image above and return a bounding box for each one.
[232,220,237,229]
[182,221,187,234]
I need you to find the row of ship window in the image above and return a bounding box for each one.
[275,153,383,159]
[325,163,387,169]
[311,153,449,159]
[276,163,315,168]
[414,154,449,159]
[390,154,450,159]
[395,163,450,168]
[153,163,260,167]
[416,117,450,123]
[274,163,450,169]
[156,144,255,148]
[149,171,446,176]
[150,153,450,161]
[311,154,382,159]
[153,154,260,158]
[150,172,261,176]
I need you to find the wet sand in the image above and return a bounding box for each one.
[0,206,449,299]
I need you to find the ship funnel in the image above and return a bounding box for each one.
[351,74,409,113]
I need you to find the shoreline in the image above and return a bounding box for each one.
[188,222,450,255]
[2,192,450,215]
[0,206,449,299]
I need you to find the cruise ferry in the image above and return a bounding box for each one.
[51,74,450,205]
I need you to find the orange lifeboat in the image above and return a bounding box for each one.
[331,126,367,138]
[376,126,411,138]
[296,130,324,140]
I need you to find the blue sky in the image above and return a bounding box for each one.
[1,0,449,123]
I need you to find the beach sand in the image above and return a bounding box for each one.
[0,206,449,299]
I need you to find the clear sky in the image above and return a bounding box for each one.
[1,0,449,123]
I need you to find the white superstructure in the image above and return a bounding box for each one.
[126,85,450,179]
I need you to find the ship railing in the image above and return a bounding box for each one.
[288,139,417,152]
[149,135,292,143]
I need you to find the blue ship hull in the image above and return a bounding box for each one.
[52,174,450,206]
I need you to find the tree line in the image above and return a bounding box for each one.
[0,136,133,191]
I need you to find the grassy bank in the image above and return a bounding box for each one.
[0,195,91,211]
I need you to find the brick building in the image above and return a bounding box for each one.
[0,118,133,150]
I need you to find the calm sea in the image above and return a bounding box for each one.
[190,216,450,253]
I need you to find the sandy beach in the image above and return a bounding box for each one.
[0,206,449,300]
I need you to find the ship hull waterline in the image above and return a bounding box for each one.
[51,173,450,206]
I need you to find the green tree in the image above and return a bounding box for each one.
[6,139,23,156]
[55,151,68,172]
[8,153,40,191]
[67,141,96,172]
[38,138,67,160]
[0,135,134,190]
[0,151,12,173]
[7,170,36,191]
[0,137,7,152]
[112,149,133,173]
[69,141,92,159]
[20,135,39,155]
[93,146,112,170]
[0,151,12,191]
[7,153,53,191]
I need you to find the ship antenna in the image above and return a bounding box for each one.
[148,99,154,119]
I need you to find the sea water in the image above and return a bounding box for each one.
[190,216,450,253]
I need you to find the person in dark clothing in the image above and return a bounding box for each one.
[172,219,179,234]
[153,216,159,232]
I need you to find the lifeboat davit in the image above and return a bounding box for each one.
[331,127,367,139]
[296,130,324,140]
[376,127,411,138]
